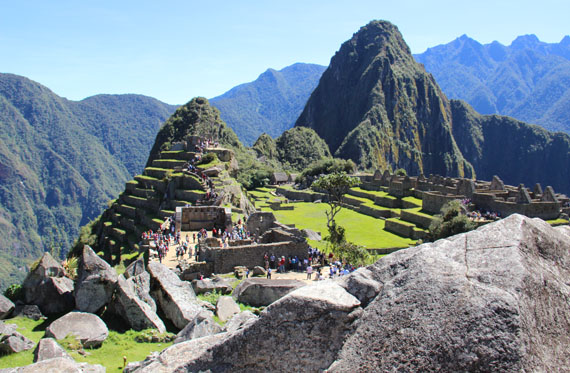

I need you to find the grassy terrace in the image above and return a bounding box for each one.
[345,194,390,210]
[402,195,422,207]
[262,202,415,250]
[350,187,395,199]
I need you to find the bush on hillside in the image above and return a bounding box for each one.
[298,158,356,186]
[4,283,23,302]
[428,200,476,241]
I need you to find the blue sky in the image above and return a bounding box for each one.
[1,0,568,104]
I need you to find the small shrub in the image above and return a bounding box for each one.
[133,329,175,343]
[4,284,23,302]
[394,168,407,176]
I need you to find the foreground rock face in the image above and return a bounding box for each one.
[75,245,118,313]
[233,278,307,307]
[127,215,570,371]
[148,261,203,330]
[22,252,74,315]
[45,312,109,348]
[331,214,570,371]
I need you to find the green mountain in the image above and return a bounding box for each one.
[415,34,570,134]
[295,20,570,194]
[296,20,474,178]
[211,63,326,146]
[0,73,176,289]
[253,127,331,171]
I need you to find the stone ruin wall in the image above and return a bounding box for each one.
[177,206,232,231]
[201,241,308,274]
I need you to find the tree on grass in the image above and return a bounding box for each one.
[313,172,368,265]
[428,200,476,241]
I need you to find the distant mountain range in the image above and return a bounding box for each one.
[0,73,176,288]
[415,34,570,134]
[295,21,570,195]
[210,63,326,146]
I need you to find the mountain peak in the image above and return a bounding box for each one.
[510,34,541,49]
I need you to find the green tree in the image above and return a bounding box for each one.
[312,172,360,232]
[428,200,476,241]
[312,173,368,265]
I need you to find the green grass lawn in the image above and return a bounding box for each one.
[402,196,423,207]
[0,317,173,371]
[350,187,394,199]
[263,202,415,249]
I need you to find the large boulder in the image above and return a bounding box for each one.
[33,338,72,362]
[330,214,570,371]
[147,261,203,330]
[108,275,166,333]
[2,357,105,372]
[191,277,233,295]
[45,312,108,348]
[0,295,14,319]
[22,252,74,315]
[233,278,307,307]
[124,214,570,371]
[0,331,35,354]
[174,311,222,344]
[75,245,118,313]
[126,281,361,372]
[215,296,240,322]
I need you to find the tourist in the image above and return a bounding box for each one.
[306,265,313,280]
[267,268,272,279]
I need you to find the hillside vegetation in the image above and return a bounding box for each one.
[0,73,176,289]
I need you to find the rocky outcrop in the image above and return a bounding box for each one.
[148,261,202,330]
[233,278,307,307]
[126,214,570,371]
[75,245,118,313]
[0,295,14,319]
[33,338,71,362]
[2,357,105,372]
[174,312,222,344]
[22,252,74,315]
[124,258,146,279]
[108,275,166,333]
[191,277,233,295]
[45,312,108,348]
[215,296,240,322]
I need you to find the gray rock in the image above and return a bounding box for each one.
[22,252,74,315]
[33,338,71,362]
[0,295,14,319]
[124,258,146,279]
[108,275,166,333]
[329,214,570,371]
[301,228,321,241]
[215,296,240,322]
[338,267,382,307]
[223,311,257,333]
[198,300,216,312]
[124,334,228,373]
[191,277,232,295]
[174,311,222,344]
[12,304,45,321]
[0,331,35,354]
[45,311,108,348]
[75,245,118,313]
[0,321,17,335]
[251,266,266,276]
[127,281,361,372]
[1,357,105,372]
[130,271,156,312]
[233,278,307,307]
[147,261,203,330]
